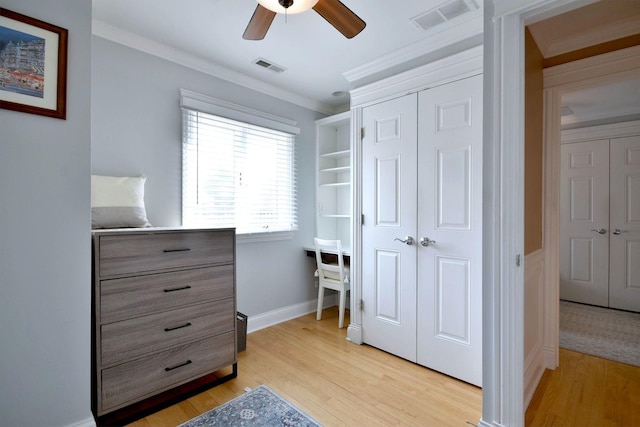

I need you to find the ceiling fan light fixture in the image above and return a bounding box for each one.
[256,0,320,14]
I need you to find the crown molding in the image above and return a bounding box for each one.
[493,0,598,20]
[561,119,640,143]
[92,19,335,114]
[343,13,482,86]
[544,45,640,89]
[562,106,640,127]
[349,45,483,107]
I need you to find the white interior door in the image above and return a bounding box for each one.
[416,74,483,387]
[560,140,610,306]
[361,93,418,362]
[609,135,640,312]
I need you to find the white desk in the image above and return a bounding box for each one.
[304,245,351,260]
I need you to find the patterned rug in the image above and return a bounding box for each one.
[178,385,322,427]
[559,300,640,367]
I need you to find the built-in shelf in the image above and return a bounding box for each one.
[321,166,350,173]
[320,149,350,159]
[315,112,352,249]
[321,182,349,188]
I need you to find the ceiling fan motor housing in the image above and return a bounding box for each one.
[279,0,294,8]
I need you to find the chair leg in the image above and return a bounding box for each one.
[316,285,324,321]
[338,288,347,328]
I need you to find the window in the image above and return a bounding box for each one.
[181,90,298,239]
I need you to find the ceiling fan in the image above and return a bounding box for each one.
[243,0,366,40]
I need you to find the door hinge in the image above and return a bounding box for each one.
[361,214,365,226]
[516,254,521,267]
[361,127,365,140]
[359,299,364,311]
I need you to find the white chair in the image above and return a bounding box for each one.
[314,238,350,328]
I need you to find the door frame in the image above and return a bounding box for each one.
[488,1,640,426]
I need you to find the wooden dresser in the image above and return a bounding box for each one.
[91,227,237,424]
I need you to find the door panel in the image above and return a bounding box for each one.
[609,135,640,311]
[560,139,610,307]
[435,256,470,344]
[437,147,471,229]
[361,94,418,362]
[376,157,401,225]
[374,250,401,322]
[416,74,483,387]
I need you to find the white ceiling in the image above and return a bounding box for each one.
[92,1,640,124]
[92,0,483,114]
[561,79,640,128]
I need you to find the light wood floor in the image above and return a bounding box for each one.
[526,348,640,427]
[127,307,482,426]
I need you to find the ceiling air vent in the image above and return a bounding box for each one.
[252,57,286,73]
[412,0,478,32]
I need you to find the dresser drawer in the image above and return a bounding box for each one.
[101,332,235,413]
[101,298,234,366]
[100,264,234,324]
[98,230,234,276]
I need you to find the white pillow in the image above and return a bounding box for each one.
[91,175,152,228]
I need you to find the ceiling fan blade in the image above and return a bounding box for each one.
[243,5,276,40]
[313,0,366,39]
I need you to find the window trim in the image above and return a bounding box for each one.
[180,89,299,242]
[180,89,300,135]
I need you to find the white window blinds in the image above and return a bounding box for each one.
[182,108,297,235]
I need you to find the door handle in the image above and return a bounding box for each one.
[419,237,436,247]
[394,236,414,245]
[590,228,606,235]
[612,229,624,235]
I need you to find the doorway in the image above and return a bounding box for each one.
[525,0,640,414]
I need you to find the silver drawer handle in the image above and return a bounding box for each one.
[164,322,192,332]
[165,360,192,372]
[163,285,192,293]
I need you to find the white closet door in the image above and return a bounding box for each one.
[416,74,483,387]
[361,93,418,362]
[609,135,640,312]
[560,140,610,307]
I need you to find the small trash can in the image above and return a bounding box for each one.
[237,312,248,352]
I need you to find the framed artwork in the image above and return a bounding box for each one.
[0,8,68,119]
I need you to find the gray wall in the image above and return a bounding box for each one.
[92,37,323,316]
[0,1,93,426]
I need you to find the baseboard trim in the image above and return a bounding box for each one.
[347,322,362,344]
[246,295,338,334]
[67,415,96,427]
[478,419,506,427]
[543,344,557,369]
[523,345,546,409]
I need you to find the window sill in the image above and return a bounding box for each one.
[236,230,295,244]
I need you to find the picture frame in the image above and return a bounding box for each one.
[0,8,68,119]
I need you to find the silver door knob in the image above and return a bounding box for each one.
[394,236,414,245]
[612,229,623,235]
[420,237,436,247]
[590,228,606,234]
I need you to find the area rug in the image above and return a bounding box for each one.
[559,300,640,367]
[178,385,322,427]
